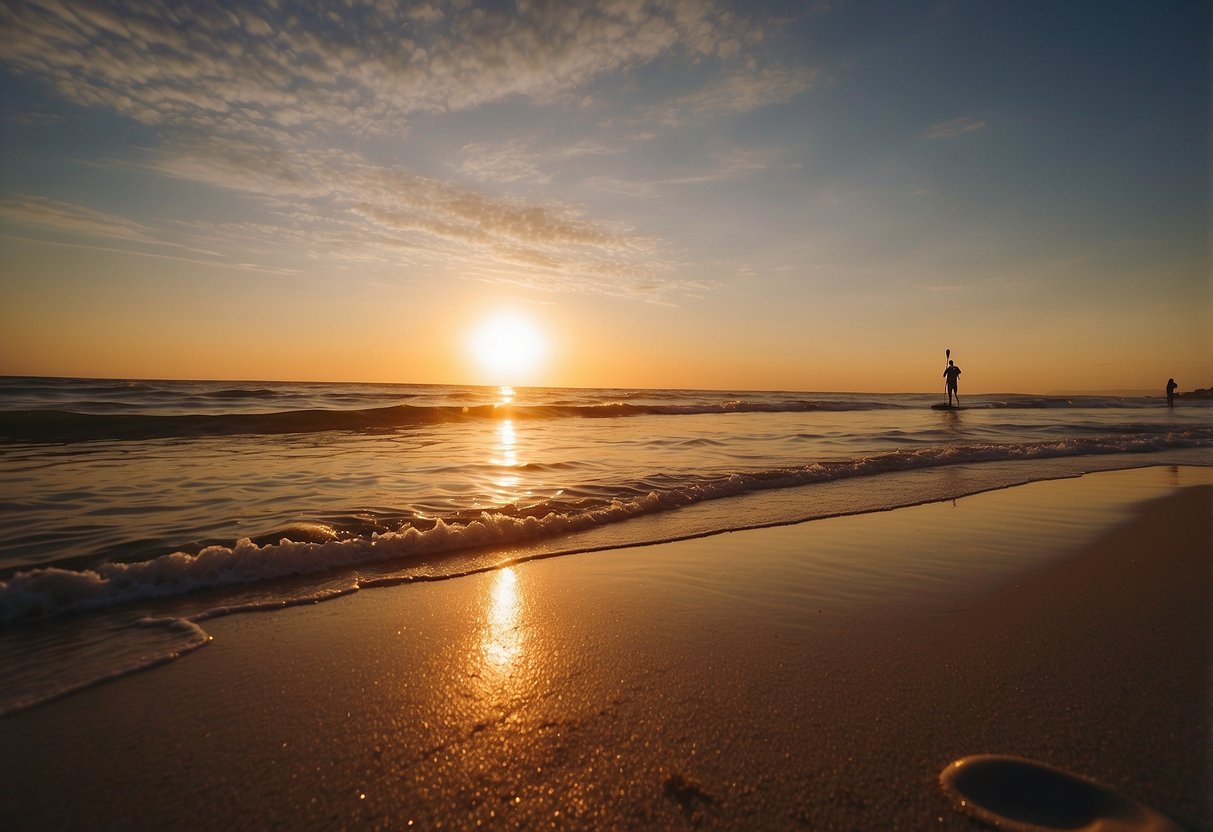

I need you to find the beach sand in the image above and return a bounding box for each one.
[0,466,1209,830]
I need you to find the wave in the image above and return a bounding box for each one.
[0,406,417,442]
[197,387,279,400]
[2,430,1207,622]
[0,401,880,442]
[975,395,1168,409]
[7,395,1178,443]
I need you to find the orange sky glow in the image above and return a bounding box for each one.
[0,1,1207,393]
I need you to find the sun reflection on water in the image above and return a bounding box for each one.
[497,419,517,466]
[489,417,527,504]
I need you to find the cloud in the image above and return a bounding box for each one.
[147,137,334,197]
[148,138,689,300]
[0,194,156,242]
[0,196,305,273]
[7,110,63,126]
[921,116,988,139]
[0,0,814,301]
[0,0,776,140]
[586,148,774,196]
[456,138,626,184]
[584,176,660,199]
[458,141,551,184]
[558,140,622,158]
[650,64,817,125]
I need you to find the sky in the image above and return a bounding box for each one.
[0,0,1208,393]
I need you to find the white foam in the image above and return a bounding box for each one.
[1,433,1206,622]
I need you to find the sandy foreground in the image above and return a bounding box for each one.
[1,466,1209,830]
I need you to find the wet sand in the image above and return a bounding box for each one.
[0,467,1209,830]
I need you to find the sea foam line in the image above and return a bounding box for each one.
[1,432,1207,622]
[0,617,212,718]
[0,498,665,621]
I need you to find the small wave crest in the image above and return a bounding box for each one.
[0,399,908,443]
[2,430,1206,622]
[980,396,1162,409]
[0,405,448,442]
[3,393,1193,443]
[198,387,279,400]
[0,499,666,620]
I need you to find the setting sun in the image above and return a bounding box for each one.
[468,311,546,383]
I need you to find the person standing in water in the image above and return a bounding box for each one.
[943,360,962,407]
[1166,378,1178,407]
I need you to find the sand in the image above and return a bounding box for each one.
[0,466,1209,830]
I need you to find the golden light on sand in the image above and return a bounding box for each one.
[468,311,545,383]
[483,567,522,669]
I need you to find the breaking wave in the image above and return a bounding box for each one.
[2,430,1207,622]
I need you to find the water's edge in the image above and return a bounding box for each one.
[2,452,1207,719]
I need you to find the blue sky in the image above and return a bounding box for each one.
[0,0,1208,391]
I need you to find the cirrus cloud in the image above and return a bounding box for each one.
[0,0,811,301]
[0,0,780,140]
[921,116,988,140]
[148,136,689,299]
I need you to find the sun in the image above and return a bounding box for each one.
[468,310,546,383]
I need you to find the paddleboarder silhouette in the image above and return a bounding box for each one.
[943,351,962,407]
[1166,378,1177,407]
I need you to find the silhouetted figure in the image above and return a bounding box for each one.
[1166,378,1177,407]
[943,360,962,407]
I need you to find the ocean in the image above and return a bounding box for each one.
[1,375,1210,715]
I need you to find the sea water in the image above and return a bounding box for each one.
[1,376,1210,714]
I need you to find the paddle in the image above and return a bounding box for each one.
[944,349,950,401]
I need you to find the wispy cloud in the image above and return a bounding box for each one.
[0,0,814,301]
[6,110,62,126]
[458,141,551,185]
[147,137,687,299]
[648,64,817,126]
[921,116,987,139]
[0,232,298,274]
[0,195,156,242]
[586,148,775,197]
[456,138,626,184]
[0,0,773,140]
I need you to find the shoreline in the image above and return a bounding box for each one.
[0,466,1209,829]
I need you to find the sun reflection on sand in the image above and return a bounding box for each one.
[482,567,522,671]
